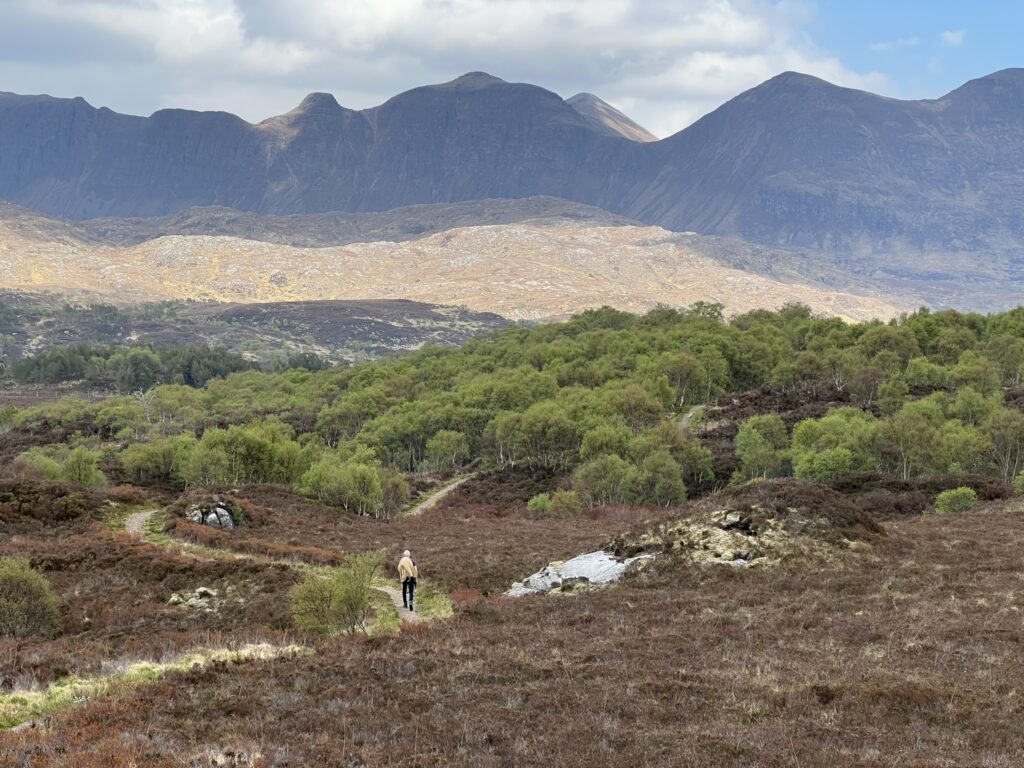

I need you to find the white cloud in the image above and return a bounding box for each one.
[4,0,889,137]
[868,36,920,53]
[941,29,966,47]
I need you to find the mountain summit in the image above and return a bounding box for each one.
[566,93,658,142]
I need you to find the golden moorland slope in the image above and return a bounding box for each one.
[0,221,905,321]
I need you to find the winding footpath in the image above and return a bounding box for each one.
[379,586,423,624]
[122,506,423,624]
[124,508,157,536]
[407,473,475,517]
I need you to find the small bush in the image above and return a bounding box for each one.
[549,490,584,517]
[526,493,553,515]
[290,551,382,635]
[0,557,61,639]
[1014,470,1024,496]
[934,486,978,514]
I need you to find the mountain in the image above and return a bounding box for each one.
[2,69,1024,303]
[566,93,658,142]
[640,70,1024,256]
[0,73,644,219]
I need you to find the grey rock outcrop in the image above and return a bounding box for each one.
[184,497,240,530]
[506,550,654,597]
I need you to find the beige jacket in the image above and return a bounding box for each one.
[398,556,418,581]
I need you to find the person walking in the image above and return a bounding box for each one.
[398,549,418,612]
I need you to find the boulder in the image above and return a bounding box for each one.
[186,499,239,529]
[506,551,654,597]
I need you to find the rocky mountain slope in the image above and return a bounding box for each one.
[2,68,1022,274]
[0,217,904,321]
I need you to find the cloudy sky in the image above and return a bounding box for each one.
[0,0,1018,138]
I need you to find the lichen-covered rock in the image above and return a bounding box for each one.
[169,586,228,613]
[611,479,884,569]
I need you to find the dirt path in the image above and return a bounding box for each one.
[379,586,422,624]
[407,474,475,517]
[124,508,157,536]
[120,506,434,626]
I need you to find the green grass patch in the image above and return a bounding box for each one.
[141,509,175,545]
[413,582,454,621]
[0,643,308,730]
[367,589,402,636]
[104,502,148,532]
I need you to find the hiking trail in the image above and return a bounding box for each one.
[116,505,439,627]
[379,586,423,624]
[124,507,157,536]
[407,474,475,517]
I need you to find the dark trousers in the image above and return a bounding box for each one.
[403,578,416,606]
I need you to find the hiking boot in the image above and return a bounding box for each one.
[403,602,408,608]
[409,603,414,612]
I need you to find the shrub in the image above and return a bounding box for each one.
[16,449,64,481]
[0,403,16,433]
[573,455,637,508]
[934,486,978,514]
[0,557,61,639]
[290,551,382,635]
[631,449,687,507]
[733,414,789,483]
[526,493,553,515]
[1014,470,1024,496]
[425,430,470,471]
[62,446,107,489]
[794,447,860,482]
[379,468,411,519]
[549,490,584,517]
[302,460,384,517]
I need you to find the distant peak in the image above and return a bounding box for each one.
[443,72,507,88]
[293,92,342,114]
[948,68,1024,92]
[939,68,1024,105]
[566,92,658,142]
[976,67,1024,82]
[763,71,834,89]
[566,92,601,104]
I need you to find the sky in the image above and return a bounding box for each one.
[0,0,1019,138]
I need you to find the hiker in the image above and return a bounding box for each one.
[398,549,418,611]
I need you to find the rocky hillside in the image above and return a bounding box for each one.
[0,217,904,321]
[0,292,508,365]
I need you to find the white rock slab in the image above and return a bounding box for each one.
[506,550,654,597]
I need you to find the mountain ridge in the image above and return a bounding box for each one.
[2,68,1024,301]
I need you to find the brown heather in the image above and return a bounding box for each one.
[3,476,1024,765]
